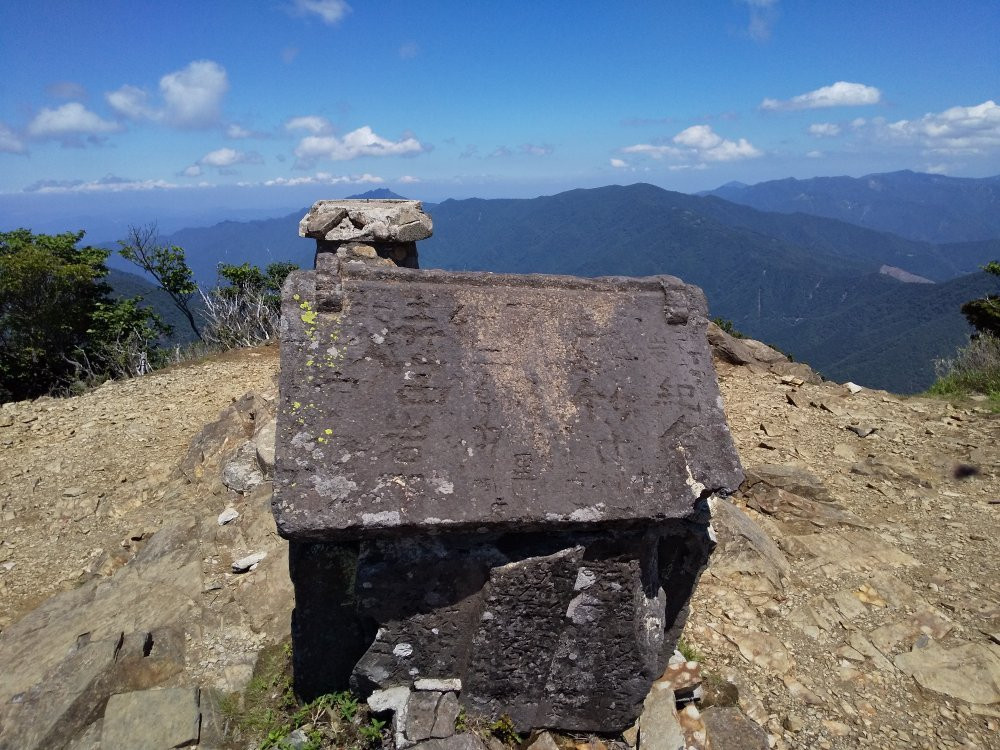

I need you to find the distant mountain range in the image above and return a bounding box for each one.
[103,173,1000,394]
[703,170,1000,244]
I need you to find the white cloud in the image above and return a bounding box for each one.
[106,85,156,120]
[0,123,26,153]
[248,171,383,188]
[489,145,512,158]
[808,122,842,137]
[27,102,122,138]
[159,60,229,127]
[610,158,628,168]
[105,60,229,129]
[23,174,180,193]
[291,0,350,25]
[877,99,1000,155]
[294,125,425,165]
[182,165,203,177]
[398,175,421,184]
[285,115,333,134]
[806,150,823,158]
[761,81,881,111]
[623,124,761,165]
[199,147,259,168]
[226,124,253,139]
[622,143,684,158]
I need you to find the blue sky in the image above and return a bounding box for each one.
[1,1,999,237]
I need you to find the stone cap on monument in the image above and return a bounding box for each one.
[272,260,744,541]
[299,199,433,243]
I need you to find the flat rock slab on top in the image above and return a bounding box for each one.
[274,263,742,540]
[299,199,433,243]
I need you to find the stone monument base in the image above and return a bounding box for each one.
[289,521,714,734]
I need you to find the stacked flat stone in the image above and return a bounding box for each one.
[275,199,743,741]
[298,199,432,269]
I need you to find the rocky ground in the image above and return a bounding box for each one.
[0,333,998,749]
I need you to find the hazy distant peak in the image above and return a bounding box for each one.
[345,188,407,200]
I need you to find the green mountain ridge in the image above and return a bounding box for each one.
[100,181,1000,393]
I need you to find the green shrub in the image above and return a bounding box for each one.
[928,332,1000,402]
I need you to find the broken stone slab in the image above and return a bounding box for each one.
[0,627,186,750]
[635,682,686,749]
[743,463,833,503]
[300,199,433,243]
[707,496,790,595]
[701,707,768,750]
[407,690,442,742]
[100,687,200,750]
[893,641,1000,704]
[745,485,868,532]
[333,525,713,733]
[231,551,266,572]
[411,736,488,750]
[275,266,742,540]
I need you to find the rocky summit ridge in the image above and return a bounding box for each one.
[0,329,998,749]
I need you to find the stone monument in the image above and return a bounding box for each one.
[274,199,743,742]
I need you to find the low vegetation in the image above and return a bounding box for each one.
[220,642,387,749]
[928,261,1000,405]
[0,226,296,403]
[929,332,1000,404]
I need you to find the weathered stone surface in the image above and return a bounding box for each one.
[411,735,488,750]
[100,687,200,750]
[0,627,186,750]
[893,641,1000,704]
[707,496,790,595]
[744,463,832,503]
[407,690,442,742]
[222,440,265,493]
[275,240,740,734]
[701,707,769,750]
[274,265,741,539]
[636,682,685,749]
[0,517,200,750]
[299,199,433,243]
[431,692,461,738]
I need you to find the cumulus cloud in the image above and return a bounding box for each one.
[285,115,333,134]
[104,60,229,129]
[27,103,122,141]
[293,125,425,166]
[761,81,881,111]
[106,84,157,120]
[290,0,350,25]
[159,60,229,127]
[46,81,88,100]
[398,175,421,184]
[0,123,26,154]
[610,158,629,168]
[489,145,513,158]
[182,165,203,177]
[875,99,1000,155]
[624,125,761,165]
[808,122,842,137]
[23,174,180,194]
